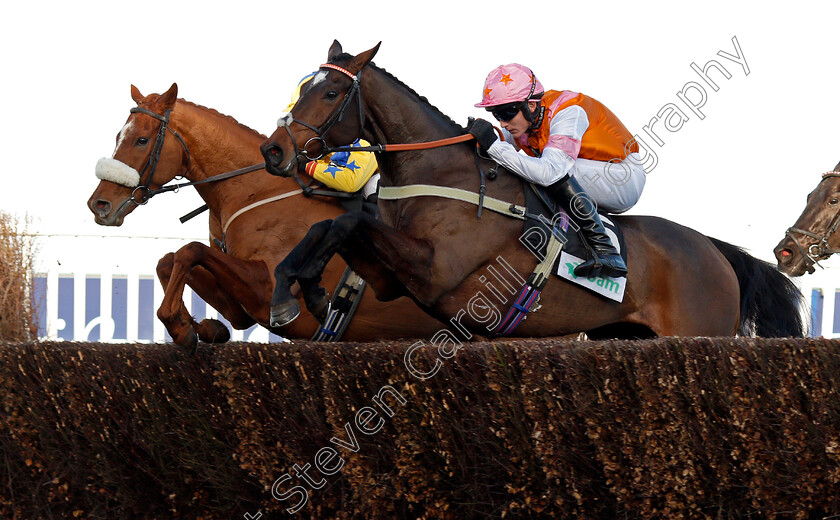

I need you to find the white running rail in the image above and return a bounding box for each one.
[34,270,282,343]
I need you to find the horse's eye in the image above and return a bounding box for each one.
[830,198,839,206]
[135,137,149,146]
[325,91,338,100]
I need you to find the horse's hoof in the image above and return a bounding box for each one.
[196,318,231,343]
[174,328,199,356]
[270,300,300,328]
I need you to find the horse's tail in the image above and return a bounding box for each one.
[707,236,807,337]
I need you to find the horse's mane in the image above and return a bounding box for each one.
[176,99,267,139]
[370,63,467,133]
[330,53,466,134]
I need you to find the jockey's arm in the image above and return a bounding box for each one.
[487,105,590,187]
[304,139,378,193]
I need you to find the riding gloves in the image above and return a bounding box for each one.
[468,118,498,152]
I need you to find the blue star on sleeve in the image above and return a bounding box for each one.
[345,159,360,171]
[324,164,342,178]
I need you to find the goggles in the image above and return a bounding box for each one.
[490,103,522,122]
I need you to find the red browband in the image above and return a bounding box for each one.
[320,63,357,81]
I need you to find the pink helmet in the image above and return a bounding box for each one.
[475,63,545,108]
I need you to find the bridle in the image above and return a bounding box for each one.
[274,62,475,159]
[784,171,840,271]
[277,63,365,162]
[128,106,191,204]
[110,106,266,222]
[107,97,381,231]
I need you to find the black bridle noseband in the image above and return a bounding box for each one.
[785,172,840,271]
[277,63,365,162]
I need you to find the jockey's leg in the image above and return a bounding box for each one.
[546,174,627,279]
[570,154,647,214]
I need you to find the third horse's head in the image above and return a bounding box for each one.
[774,171,840,276]
[260,40,380,176]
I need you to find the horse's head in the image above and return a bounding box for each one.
[774,172,840,276]
[261,40,380,176]
[88,83,189,225]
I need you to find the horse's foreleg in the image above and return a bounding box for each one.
[157,241,271,353]
[155,252,202,347]
[271,212,433,327]
[271,220,333,326]
[186,265,258,336]
[156,255,257,343]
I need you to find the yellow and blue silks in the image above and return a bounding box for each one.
[287,72,378,193]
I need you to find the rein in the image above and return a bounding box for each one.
[125,105,358,220]
[326,134,475,154]
[126,107,267,205]
[121,103,367,226]
[110,156,266,224]
[155,163,267,200]
[785,171,840,271]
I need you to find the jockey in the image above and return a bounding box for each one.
[469,64,646,279]
[287,72,379,200]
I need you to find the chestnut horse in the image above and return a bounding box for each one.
[260,41,805,339]
[774,162,840,276]
[88,83,443,351]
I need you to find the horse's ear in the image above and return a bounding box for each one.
[131,85,144,104]
[159,82,178,110]
[328,40,343,61]
[349,42,381,73]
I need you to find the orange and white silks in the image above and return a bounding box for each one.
[487,88,646,213]
[516,90,639,162]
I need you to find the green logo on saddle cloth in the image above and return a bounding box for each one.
[557,251,626,303]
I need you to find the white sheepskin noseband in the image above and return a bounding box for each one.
[95,157,140,188]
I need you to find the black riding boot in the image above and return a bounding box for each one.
[547,175,628,279]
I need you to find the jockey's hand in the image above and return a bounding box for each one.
[468,118,497,152]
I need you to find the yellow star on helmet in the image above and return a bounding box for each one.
[483,86,493,98]
[500,74,513,85]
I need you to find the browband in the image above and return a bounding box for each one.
[320,63,357,80]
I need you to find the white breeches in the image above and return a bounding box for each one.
[570,152,647,214]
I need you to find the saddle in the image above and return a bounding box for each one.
[375,177,629,337]
[520,183,628,302]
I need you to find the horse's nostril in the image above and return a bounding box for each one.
[263,145,284,169]
[94,199,111,216]
[780,249,792,257]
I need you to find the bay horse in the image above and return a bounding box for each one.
[87,83,443,351]
[774,161,840,276]
[260,41,805,339]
